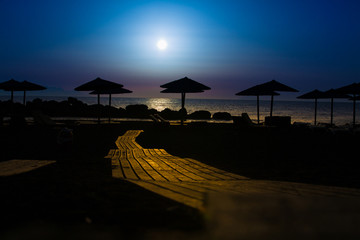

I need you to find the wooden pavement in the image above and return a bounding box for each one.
[105,130,360,211]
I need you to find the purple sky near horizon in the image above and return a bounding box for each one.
[1,0,359,99]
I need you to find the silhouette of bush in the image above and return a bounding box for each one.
[125,104,149,118]
[22,99,160,119]
[188,110,211,119]
[0,101,24,115]
[148,108,159,116]
[160,108,187,120]
[213,112,232,120]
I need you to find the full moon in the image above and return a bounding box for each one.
[157,39,168,50]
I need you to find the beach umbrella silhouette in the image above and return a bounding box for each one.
[236,88,279,124]
[334,83,360,127]
[323,89,350,126]
[90,87,132,122]
[297,89,325,125]
[254,80,299,117]
[18,81,46,105]
[75,77,125,123]
[0,79,23,102]
[160,77,211,108]
[0,79,45,104]
[160,77,211,124]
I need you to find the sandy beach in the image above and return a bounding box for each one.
[1,121,360,239]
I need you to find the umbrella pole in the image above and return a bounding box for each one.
[330,98,334,126]
[109,93,111,123]
[353,94,356,127]
[257,95,260,124]
[181,92,186,125]
[23,91,26,105]
[270,95,274,118]
[181,92,185,109]
[314,98,317,125]
[98,93,100,124]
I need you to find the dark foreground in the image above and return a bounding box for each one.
[1,122,360,239]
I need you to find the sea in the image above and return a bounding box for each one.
[1,95,359,126]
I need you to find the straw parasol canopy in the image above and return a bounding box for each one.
[0,79,23,102]
[297,89,325,125]
[334,83,360,126]
[236,88,279,124]
[239,80,298,119]
[254,80,299,117]
[160,76,210,108]
[75,77,124,91]
[160,76,210,125]
[75,77,126,123]
[0,79,46,104]
[90,87,132,122]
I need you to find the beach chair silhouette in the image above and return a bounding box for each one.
[233,113,255,126]
[31,111,58,126]
[241,113,254,125]
[150,114,170,126]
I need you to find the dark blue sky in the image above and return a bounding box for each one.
[1,0,359,99]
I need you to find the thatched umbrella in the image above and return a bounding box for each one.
[160,77,211,124]
[75,77,125,123]
[0,79,45,104]
[253,80,299,117]
[0,79,22,102]
[90,87,132,122]
[297,89,325,125]
[160,77,211,109]
[236,88,279,124]
[334,83,360,127]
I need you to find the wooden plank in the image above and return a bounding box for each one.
[112,165,125,179]
[154,181,205,200]
[104,149,115,158]
[154,149,236,180]
[111,149,120,160]
[191,180,258,195]
[177,181,225,194]
[186,161,231,180]
[0,159,56,177]
[115,137,127,150]
[153,153,221,181]
[132,149,169,181]
[115,130,144,151]
[142,149,181,182]
[109,130,360,214]
[119,150,139,180]
[129,180,205,211]
[150,149,206,181]
[126,149,153,181]
[182,157,244,180]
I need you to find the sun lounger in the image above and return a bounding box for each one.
[150,114,170,126]
[31,111,64,126]
[233,113,255,126]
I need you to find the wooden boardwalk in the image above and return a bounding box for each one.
[106,130,360,211]
[0,159,56,177]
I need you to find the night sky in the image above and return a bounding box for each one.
[1,0,359,99]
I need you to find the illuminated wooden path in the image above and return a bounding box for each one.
[105,130,360,211]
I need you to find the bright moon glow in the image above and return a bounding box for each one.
[157,39,168,50]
